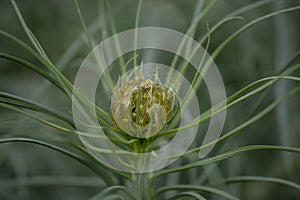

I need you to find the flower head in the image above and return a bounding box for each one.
[110,67,177,138]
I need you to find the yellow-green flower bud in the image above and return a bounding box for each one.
[110,67,177,138]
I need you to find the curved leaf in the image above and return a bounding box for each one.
[169,191,207,200]
[153,145,300,180]
[155,185,239,200]
[224,176,300,191]
[212,6,300,59]
[0,92,73,125]
[0,138,113,185]
[0,176,104,188]
[88,185,135,200]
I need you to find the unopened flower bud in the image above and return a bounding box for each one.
[110,67,177,138]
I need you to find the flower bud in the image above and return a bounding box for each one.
[110,67,177,138]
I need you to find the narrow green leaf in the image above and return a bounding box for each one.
[166,0,218,82]
[0,53,64,92]
[105,0,126,72]
[0,92,73,125]
[133,0,143,68]
[224,176,300,191]
[159,85,300,159]
[225,0,274,17]
[0,176,104,188]
[73,0,114,92]
[0,30,72,96]
[161,62,300,136]
[155,185,239,200]
[212,6,300,59]
[70,143,130,180]
[0,138,113,184]
[169,191,207,200]
[10,0,49,61]
[153,145,300,179]
[73,0,94,50]
[0,103,74,134]
[88,186,135,200]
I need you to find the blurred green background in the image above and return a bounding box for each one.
[0,0,300,199]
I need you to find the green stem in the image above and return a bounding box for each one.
[131,173,154,200]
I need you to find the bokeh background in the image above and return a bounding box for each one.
[0,0,300,199]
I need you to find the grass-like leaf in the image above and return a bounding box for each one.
[88,185,135,200]
[0,176,104,188]
[155,185,239,200]
[212,6,300,59]
[169,192,206,200]
[0,53,64,92]
[70,143,130,180]
[10,0,50,61]
[0,92,73,125]
[0,137,114,184]
[224,176,300,191]
[153,145,300,180]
